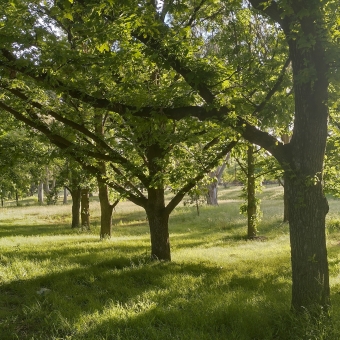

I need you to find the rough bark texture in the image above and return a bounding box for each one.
[146,187,170,261]
[70,188,81,228]
[247,145,257,239]
[145,142,171,261]
[94,114,117,239]
[81,188,90,229]
[285,32,330,310]
[98,179,115,239]
[248,0,331,312]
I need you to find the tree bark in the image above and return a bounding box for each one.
[283,175,289,223]
[81,188,90,229]
[63,187,68,204]
[285,32,330,310]
[206,158,228,205]
[97,178,116,238]
[247,144,257,239]
[206,180,218,205]
[94,114,118,239]
[248,0,331,312]
[286,175,329,310]
[281,134,290,222]
[70,188,81,228]
[146,187,171,261]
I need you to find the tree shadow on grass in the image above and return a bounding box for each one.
[0,256,295,340]
[0,222,80,238]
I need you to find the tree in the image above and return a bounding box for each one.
[0,0,337,310]
[0,125,49,206]
[246,0,333,311]
[0,0,240,261]
[56,158,95,229]
[206,154,229,205]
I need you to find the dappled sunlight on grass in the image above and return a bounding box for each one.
[1,185,340,339]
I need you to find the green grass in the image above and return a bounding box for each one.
[1,185,340,339]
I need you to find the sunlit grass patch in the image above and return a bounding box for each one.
[1,186,340,339]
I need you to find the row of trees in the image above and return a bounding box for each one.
[1,0,340,312]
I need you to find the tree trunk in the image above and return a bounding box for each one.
[94,114,117,239]
[206,158,228,205]
[70,188,81,228]
[206,181,218,205]
[247,144,257,239]
[281,135,290,222]
[286,175,329,310]
[63,187,68,204]
[81,188,90,229]
[38,181,44,204]
[146,187,171,261]
[15,190,19,207]
[286,33,330,310]
[97,179,115,238]
[248,0,331,312]
[283,175,289,223]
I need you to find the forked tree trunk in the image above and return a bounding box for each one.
[81,188,90,229]
[206,159,228,205]
[97,178,117,239]
[146,187,170,261]
[247,144,257,239]
[94,114,118,239]
[70,188,81,228]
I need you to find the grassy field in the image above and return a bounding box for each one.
[1,185,340,339]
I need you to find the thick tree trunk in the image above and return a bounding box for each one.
[247,145,257,239]
[70,188,81,228]
[146,187,171,261]
[97,179,115,239]
[286,35,330,310]
[81,188,90,229]
[248,0,331,312]
[286,176,329,310]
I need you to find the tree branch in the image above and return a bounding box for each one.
[166,139,238,214]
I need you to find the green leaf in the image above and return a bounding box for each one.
[64,12,73,21]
